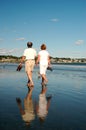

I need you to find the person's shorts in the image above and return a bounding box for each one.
[40,64,48,75]
[25,60,35,72]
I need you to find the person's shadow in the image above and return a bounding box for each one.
[16,87,35,126]
[35,85,52,123]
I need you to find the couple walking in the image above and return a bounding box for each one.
[18,41,51,87]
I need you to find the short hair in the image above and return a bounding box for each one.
[41,44,46,50]
[27,42,33,48]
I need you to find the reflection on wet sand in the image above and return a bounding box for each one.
[36,85,52,123]
[16,86,35,126]
[16,84,52,126]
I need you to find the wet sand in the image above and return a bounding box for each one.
[0,63,86,130]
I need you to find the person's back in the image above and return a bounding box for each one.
[36,43,51,85]
[17,41,37,87]
[39,50,49,65]
[23,48,37,60]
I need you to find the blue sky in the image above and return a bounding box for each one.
[0,0,86,58]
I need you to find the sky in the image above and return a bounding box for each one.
[0,0,86,58]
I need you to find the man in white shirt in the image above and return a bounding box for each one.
[20,42,37,87]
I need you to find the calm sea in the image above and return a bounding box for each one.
[0,63,86,130]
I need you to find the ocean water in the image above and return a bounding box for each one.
[0,63,86,130]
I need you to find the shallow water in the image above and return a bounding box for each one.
[0,63,86,130]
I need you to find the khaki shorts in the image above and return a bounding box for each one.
[25,60,35,72]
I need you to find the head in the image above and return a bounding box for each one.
[27,42,33,48]
[40,44,46,50]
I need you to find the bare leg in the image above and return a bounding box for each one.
[41,86,47,94]
[42,74,48,83]
[27,71,34,86]
[26,87,34,100]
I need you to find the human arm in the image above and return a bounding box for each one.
[48,56,51,66]
[47,56,53,71]
[36,55,40,66]
[16,56,26,71]
[16,98,25,115]
[20,56,26,63]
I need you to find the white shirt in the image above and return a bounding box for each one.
[23,48,37,60]
[38,50,49,65]
[37,94,48,118]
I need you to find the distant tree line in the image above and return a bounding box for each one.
[0,55,21,60]
[0,55,86,63]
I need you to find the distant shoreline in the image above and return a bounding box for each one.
[0,55,86,64]
[0,62,86,66]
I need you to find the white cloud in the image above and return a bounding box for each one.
[75,40,84,45]
[16,37,25,41]
[0,48,23,55]
[0,48,9,54]
[51,18,59,22]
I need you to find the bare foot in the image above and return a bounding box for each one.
[27,82,34,89]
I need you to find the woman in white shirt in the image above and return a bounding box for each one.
[36,44,51,85]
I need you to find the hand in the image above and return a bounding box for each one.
[16,63,22,71]
[47,65,53,71]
